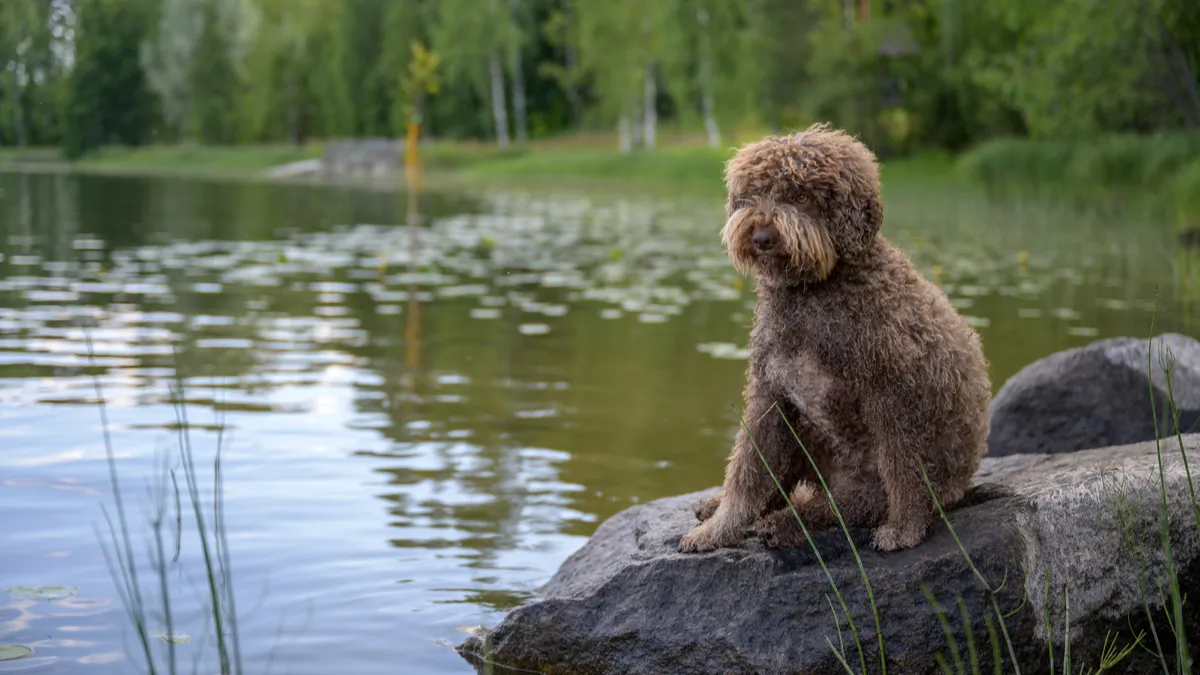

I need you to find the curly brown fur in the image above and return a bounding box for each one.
[679,123,991,554]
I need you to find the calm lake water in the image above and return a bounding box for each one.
[0,169,1196,674]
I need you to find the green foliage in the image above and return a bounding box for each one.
[964,0,1191,139]
[189,1,241,143]
[957,133,1200,208]
[398,42,441,130]
[0,0,42,147]
[457,145,731,190]
[340,0,394,137]
[62,0,159,159]
[240,0,350,144]
[0,0,1195,162]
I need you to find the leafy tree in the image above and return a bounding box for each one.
[0,0,38,146]
[242,0,349,144]
[341,0,392,137]
[429,0,519,146]
[0,0,1191,157]
[189,0,244,143]
[62,0,158,158]
[380,0,426,137]
[141,0,204,139]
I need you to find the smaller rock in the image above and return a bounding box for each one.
[988,333,1200,457]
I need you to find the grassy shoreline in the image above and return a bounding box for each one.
[0,138,960,202]
[2,134,1198,219]
[957,133,1200,212]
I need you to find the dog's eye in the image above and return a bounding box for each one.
[796,194,810,204]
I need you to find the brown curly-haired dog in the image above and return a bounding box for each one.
[679,123,991,553]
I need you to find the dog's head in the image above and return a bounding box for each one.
[720,123,883,285]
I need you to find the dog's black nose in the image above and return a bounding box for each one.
[753,229,776,250]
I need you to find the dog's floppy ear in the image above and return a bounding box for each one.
[831,179,882,259]
[826,138,883,259]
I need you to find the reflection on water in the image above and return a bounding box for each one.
[0,170,1195,674]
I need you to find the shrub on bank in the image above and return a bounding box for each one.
[956,133,1200,215]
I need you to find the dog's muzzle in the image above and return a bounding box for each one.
[753,228,777,251]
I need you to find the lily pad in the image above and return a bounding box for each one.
[151,632,190,644]
[6,585,77,601]
[0,644,32,661]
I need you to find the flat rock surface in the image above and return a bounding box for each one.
[988,333,1200,456]
[460,435,1200,675]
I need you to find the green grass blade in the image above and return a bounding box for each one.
[86,335,158,675]
[1045,569,1056,675]
[1145,298,1192,673]
[922,583,966,675]
[956,596,982,675]
[984,614,1002,675]
[735,408,867,674]
[917,459,1021,675]
[169,362,232,674]
[212,411,244,674]
[777,409,887,674]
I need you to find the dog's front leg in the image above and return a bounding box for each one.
[679,384,796,553]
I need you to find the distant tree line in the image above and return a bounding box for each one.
[0,0,1197,159]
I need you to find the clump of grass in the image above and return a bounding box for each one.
[0,146,61,163]
[458,145,733,192]
[89,335,158,673]
[1143,302,1196,672]
[736,408,872,672]
[775,410,888,673]
[915,457,1024,675]
[955,133,1200,215]
[88,338,244,674]
[957,133,1200,191]
[81,143,323,173]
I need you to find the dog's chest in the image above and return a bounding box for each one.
[763,349,835,416]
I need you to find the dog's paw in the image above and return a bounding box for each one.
[678,531,710,553]
[692,494,721,522]
[679,522,737,553]
[754,510,808,549]
[870,522,926,552]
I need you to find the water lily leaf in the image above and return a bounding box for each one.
[6,585,77,600]
[0,644,32,661]
[151,632,190,644]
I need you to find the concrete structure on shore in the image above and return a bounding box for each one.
[265,138,403,180]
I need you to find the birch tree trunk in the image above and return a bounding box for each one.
[697,9,720,147]
[509,57,528,143]
[619,113,632,154]
[6,74,26,146]
[631,98,643,149]
[286,76,300,147]
[508,0,528,144]
[489,50,511,148]
[642,62,657,151]
[565,44,582,124]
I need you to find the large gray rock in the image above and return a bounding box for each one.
[458,435,1200,675]
[988,333,1200,457]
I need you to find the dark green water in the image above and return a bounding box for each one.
[0,169,1195,674]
